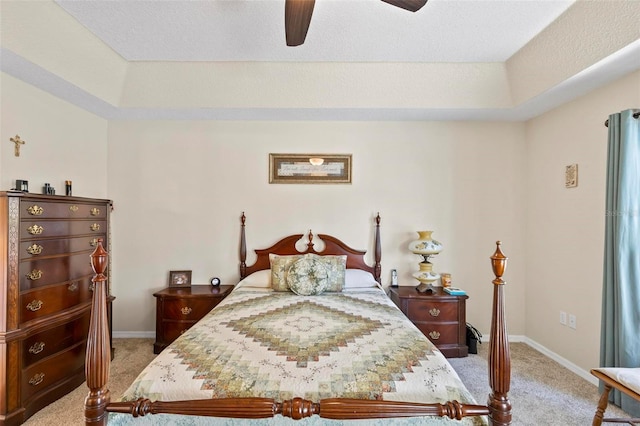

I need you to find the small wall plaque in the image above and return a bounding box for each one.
[565,164,578,188]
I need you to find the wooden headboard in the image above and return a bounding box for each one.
[239,213,382,283]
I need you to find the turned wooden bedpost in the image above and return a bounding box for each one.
[487,241,512,425]
[85,239,111,426]
[374,213,381,283]
[240,212,247,279]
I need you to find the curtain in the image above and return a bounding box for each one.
[600,109,640,416]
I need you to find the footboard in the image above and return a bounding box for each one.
[85,234,511,425]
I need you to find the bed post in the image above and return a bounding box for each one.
[487,241,512,425]
[240,212,247,279]
[374,213,381,283]
[84,239,111,426]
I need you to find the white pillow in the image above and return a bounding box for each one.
[237,269,272,288]
[344,269,379,288]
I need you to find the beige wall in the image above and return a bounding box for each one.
[525,70,640,372]
[0,73,108,197]
[107,120,527,335]
[3,65,639,376]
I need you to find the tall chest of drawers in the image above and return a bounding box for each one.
[0,192,113,425]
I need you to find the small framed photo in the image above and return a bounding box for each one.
[169,270,192,287]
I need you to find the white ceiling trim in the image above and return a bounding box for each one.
[3,41,639,122]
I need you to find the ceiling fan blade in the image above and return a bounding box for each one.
[285,0,316,46]
[381,0,428,13]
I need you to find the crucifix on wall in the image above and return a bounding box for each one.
[10,135,25,157]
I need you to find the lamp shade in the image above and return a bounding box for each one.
[408,231,443,256]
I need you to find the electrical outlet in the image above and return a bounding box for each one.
[560,311,567,325]
[568,314,577,329]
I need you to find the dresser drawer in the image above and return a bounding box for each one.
[19,253,94,290]
[413,322,460,345]
[161,298,218,321]
[19,219,107,240]
[22,310,91,367]
[20,200,107,219]
[406,299,458,322]
[21,341,86,402]
[19,235,106,259]
[20,279,93,323]
[161,320,198,343]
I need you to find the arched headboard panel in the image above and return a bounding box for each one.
[240,213,382,283]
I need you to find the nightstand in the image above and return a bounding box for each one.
[153,285,234,354]
[389,286,468,358]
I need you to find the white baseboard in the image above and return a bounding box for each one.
[522,337,598,386]
[113,331,155,339]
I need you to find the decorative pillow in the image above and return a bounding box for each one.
[237,269,271,288]
[286,257,329,296]
[305,254,346,292]
[344,268,379,288]
[269,254,302,291]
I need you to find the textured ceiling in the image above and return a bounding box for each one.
[1,0,639,121]
[55,0,575,62]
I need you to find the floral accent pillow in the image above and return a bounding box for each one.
[286,257,329,296]
[269,254,303,291]
[306,254,347,292]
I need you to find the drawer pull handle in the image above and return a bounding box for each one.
[90,238,99,247]
[89,283,95,292]
[428,331,441,340]
[29,373,45,386]
[90,223,100,231]
[29,342,45,354]
[26,270,43,280]
[181,307,193,315]
[90,207,101,216]
[69,205,79,212]
[27,205,44,215]
[68,282,79,292]
[27,244,43,255]
[429,308,440,317]
[26,300,44,311]
[27,225,44,235]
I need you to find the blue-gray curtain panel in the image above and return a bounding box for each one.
[601,108,640,416]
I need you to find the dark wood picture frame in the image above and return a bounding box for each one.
[169,270,192,287]
[269,153,352,184]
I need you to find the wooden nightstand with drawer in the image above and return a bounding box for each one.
[153,285,233,354]
[389,286,468,358]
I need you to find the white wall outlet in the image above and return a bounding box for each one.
[560,311,567,325]
[568,314,577,329]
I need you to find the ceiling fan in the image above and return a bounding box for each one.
[284,0,428,46]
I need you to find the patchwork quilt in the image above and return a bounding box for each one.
[110,286,486,425]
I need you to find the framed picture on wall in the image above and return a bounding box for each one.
[169,270,192,287]
[269,153,352,184]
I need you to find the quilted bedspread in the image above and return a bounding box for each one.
[110,286,486,425]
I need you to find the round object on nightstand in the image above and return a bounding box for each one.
[210,277,221,287]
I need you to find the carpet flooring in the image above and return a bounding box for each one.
[21,338,629,425]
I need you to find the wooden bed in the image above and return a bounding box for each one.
[84,213,512,425]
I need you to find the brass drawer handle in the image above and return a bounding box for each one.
[89,282,95,292]
[26,270,43,280]
[68,282,79,292]
[90,238,99,247]
[29,373,45,386]
[428,331,441,340]
[69,205,79,212]
[26,300,44,311]
[29,342,45,355]
[90,223,100,231]
[429,308,440,317]
[27,225,44,235]
[181,307,193,315]
[90,207,101,216]
[27,244,43,255]
[27,205,44,215]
